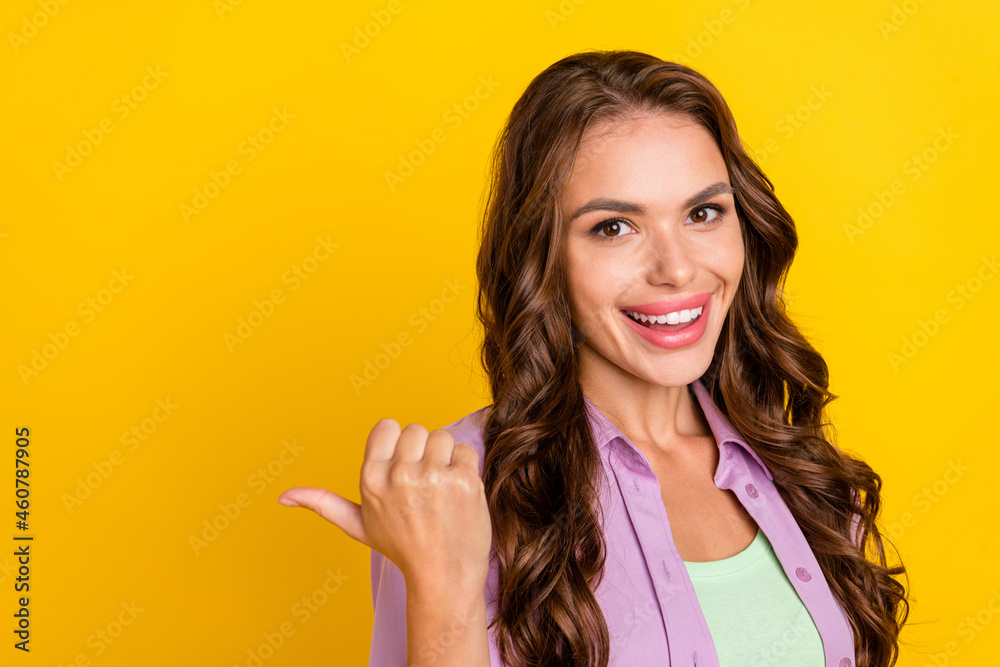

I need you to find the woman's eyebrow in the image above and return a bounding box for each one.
[568,181,734,222]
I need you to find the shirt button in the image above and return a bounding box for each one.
[745,483,758,498]
[724,443,734,459]
[795,567,812,582]
[839,659,852,667]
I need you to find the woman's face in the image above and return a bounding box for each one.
[560,112,745,388]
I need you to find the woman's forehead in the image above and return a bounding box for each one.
[578,111,700,149]
[561,117,727,205]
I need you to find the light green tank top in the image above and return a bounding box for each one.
[682,528,825,666]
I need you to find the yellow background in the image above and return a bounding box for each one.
[2,0,998,664]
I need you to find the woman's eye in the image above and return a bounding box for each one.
[688,205,724,225]
[593,218,635,240]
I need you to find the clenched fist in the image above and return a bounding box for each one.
[278,419,492,591]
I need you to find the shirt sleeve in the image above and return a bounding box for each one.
[368,548,409,666]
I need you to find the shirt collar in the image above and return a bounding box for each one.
[581,377,773,482]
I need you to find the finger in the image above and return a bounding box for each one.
[365,418,401,463]
[394,422,429,463]
[449,441,481,473]
[422,429,455,468]
[278,487,368,547]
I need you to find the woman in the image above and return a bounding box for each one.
[278,49,909,667]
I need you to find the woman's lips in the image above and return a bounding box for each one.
[622,291,712,316]
[625,311,701,332]
[619,293,712,349]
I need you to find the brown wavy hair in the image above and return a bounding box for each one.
[474,49,909,667]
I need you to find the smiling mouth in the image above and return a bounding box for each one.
[621,307,703,332]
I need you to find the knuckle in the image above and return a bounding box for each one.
[388,462,413,488]
[416,468,443,500]
[451,469,483,495]
[359,461,380,493]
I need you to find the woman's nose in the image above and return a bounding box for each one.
[642,230,697,287]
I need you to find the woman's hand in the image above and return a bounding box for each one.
[278,419,492,592]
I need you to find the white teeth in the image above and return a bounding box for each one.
[625,306,702,325]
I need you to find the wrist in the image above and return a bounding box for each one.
[408,573,485,603]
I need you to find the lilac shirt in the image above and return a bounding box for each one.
[369,378,858,667]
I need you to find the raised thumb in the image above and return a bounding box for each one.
[278,486,367,547]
